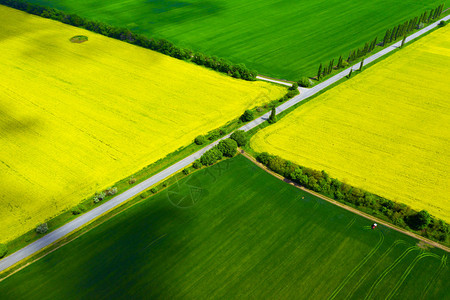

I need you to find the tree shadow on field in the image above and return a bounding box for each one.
[98,0,224,34]
[0,201,199,299]
[0,103,43,138]
[0,7,47,43]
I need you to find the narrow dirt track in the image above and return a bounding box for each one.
[240,151,450,253]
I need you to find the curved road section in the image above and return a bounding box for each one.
[1,15,449,273]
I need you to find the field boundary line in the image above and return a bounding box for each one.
[240,151,450,253]
[1,13,449,274]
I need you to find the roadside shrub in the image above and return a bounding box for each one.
[151,187,158,194]
[183,168,190,175]
[0,243,7,258]
[287,90,299,98]
[207,129,222,141]
[193,160,203,169]
[217,139,238,157]
[407,210,431,230]
[71,204,86,215]
[162,182,168,188]
[256,152,271,165]
[36,223,48,234]
[438,20,447,27]
[240,110,254,122]
[128,177,136,184]
[289,82,299,91]
[200,147,223,165]
[105,187,118,196]
[297,77,311,88]
[140,192,148,199]
[230,130,248,147]
[194,135,207,145]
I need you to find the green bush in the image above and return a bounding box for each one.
[194,135,207,145]
[71,204,86,215]
[286,90,299,98]
[207,129,222,141]
[289,82,299,91]
[105,187,118,196]
[93,191,106,203]
[217,139,238,157]
[200,148,223,165]
[230,130,248,147]
[240,110,254,122]
[193,160,203,169]
[36,223,48,234]
[140,192,148,199]
[151,187,158,194]
[297,77,311,88]
[438,20,447,27]
[407,210,431,230]
[0,243,7,258]
[183,168,190,175]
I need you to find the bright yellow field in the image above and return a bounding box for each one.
[252,25,450,222]
[0,6,285,243]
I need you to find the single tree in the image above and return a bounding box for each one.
[383,29,390,46]
[328,59,334,74]
[347,68,353,79]
[317,63,323,80]
[359,58,364,71]
[337,55,343,68]
[268,107,277,124]
[400,35,407,48]
[36,223,48,234]
[230,130,248,147]
[240,110,254,122]
[217,139,238,157]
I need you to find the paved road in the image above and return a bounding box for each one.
[1,15,449,274]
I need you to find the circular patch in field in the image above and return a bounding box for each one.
[70,35,88,43]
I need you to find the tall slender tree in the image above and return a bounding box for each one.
[328,59,334,74]
[317,63,323,80]
[383,29,390,46]
[337,55,343,68]
[359,58,364,71]
[268,107,277,124]
[401,35,407,48]
[347,68,353,78]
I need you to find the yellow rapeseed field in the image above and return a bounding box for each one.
[0,6,285,243]
[252,25,450,222]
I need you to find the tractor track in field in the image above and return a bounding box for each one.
[0,13,449,275]
[240,151,450,253]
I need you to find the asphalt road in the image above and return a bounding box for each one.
[1,14,449,274]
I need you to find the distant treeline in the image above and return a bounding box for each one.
[316,4,446,80]
[256,152,449,245]
[0,0,257,80]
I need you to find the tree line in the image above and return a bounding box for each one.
[256,152,449,245]
[315,4,445,81]
[0,0,258,80]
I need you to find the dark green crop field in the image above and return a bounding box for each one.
[0,155,448,299]
[26,0,444,79]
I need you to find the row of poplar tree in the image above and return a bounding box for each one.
[316,4,445,81]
